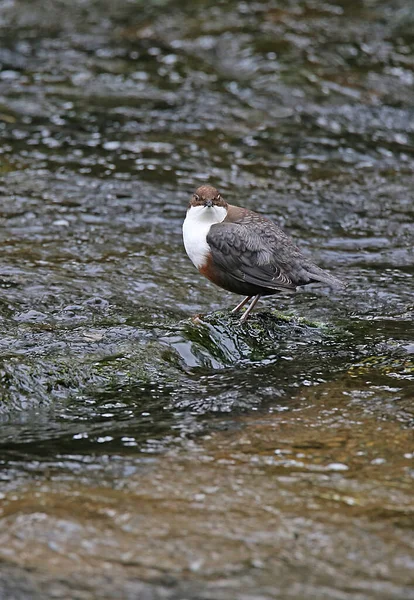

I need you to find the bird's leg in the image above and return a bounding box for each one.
[239,295,261,323]
[231,296,252,314]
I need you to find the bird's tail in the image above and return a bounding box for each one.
[305,263,345,289]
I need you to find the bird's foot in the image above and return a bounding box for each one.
[191,313,205,324]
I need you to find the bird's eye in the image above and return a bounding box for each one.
[216,194,221,201]
[193,193,200,201]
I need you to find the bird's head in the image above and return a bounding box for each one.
[189,185,228,210]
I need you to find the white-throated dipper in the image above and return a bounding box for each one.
[183,185,343,323]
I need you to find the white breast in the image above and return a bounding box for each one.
[182,205,227,269]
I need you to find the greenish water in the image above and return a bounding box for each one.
[0,0,413,598]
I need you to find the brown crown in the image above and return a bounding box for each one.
[189,185,228,208]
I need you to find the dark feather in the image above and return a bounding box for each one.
[207,206,343,293]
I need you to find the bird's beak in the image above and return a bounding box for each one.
[204,199,213,208]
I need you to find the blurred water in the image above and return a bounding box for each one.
[0,0,413,598]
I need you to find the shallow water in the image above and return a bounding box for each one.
[0,0,413,598]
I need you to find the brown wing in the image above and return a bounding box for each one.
[206,221,297,291]
[207,206,344,290]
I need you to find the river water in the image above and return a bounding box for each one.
[0,0,413,598]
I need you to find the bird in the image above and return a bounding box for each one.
[182,185,344,323]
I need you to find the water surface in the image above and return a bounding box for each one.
[0,0,413,598]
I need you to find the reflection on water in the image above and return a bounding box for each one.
[0,0,413,598]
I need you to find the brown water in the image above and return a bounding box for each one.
[0,0,413,598]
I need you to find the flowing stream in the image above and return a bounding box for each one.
[0,1,413,598]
